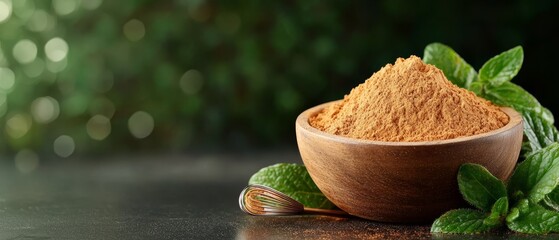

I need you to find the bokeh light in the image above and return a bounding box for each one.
[46,57,68,73]
[53,135,75,157]
[12,39,37,64]
[14,149,39,174]
[26,9,48,31]
[62,93,89,116]
[128,111,154,139]
[86,115,111,140]
[89,97,115,119]
[123,19,145,41]
[26,10,56,32]
[23,57,45,78]
[0,0,11,23]
[31,96,60,124]
[179,69,204,95]
[0,67,15,92]
[6,113,32,139]
[45,37,68,62]
[12,0,34,21]
[81,0,102,10]
[52,0,77,16]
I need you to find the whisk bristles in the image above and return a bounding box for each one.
[239,184,304,215]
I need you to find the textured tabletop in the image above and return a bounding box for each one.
[0,152,553,239]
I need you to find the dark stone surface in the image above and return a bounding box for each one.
[0,152,555,239]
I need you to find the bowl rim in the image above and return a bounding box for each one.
[296,100,523,146]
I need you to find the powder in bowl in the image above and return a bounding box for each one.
[309,56,509,142]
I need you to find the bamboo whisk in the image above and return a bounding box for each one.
[239,184,347,216]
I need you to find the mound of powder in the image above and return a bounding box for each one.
[309,56,509,142]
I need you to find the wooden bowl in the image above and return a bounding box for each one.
[295,100,523,223]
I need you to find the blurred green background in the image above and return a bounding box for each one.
[0,0,558,167]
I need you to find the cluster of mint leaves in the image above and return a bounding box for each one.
[423,43,557,156]
[247,43,559,235]
[431,146,559,234]
[424,43,559,234]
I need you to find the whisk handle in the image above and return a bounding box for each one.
[303,207,349,216]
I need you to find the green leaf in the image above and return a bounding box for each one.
[543,187,559,211]
[506,207,520,223]
[484,197,509,227]
[469,81,484,96]
[522,110,559,153]
[508,143,559,203]
[508,200,559,234]
[483,81,543,116]
[248,163,336,209]
[491,197,509,217]
[431,209,495,234]
[423,42,477,89]
[543,107,555,124]
[479,46,523,86]
[482,81,558,153]
[457,164,507,211]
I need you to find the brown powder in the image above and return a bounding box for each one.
[309,56,509,142]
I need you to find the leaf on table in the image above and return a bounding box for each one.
[248,163,336,209]
[507,200,559,234]
[479,46,523,86]
[423,42,477,89]
[508,143,559,203]
[431,209,495,234]
[457,163,507,211]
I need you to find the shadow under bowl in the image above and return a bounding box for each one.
[295,100,523,223]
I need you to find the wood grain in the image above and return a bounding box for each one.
[295,100,523,223]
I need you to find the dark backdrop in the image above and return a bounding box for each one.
[0,0,558,158]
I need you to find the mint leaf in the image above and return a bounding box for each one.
[457,164,507,211]
[431,209,495,234]
[248,163,336,209]
[522,111,559,153]
[506,207,520,223]
[543,187,559,211]
[543,107,555,124]
[479,46,523,86]
[482,81,544,116]
[423,42,477,89]
[469,81,484,96]
[483,82,558,153]
[484,197,509,227]
[508,143,559,203]
[508,200,559,234]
